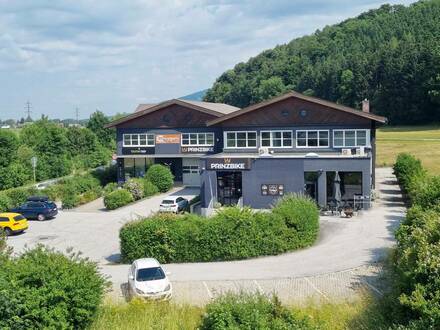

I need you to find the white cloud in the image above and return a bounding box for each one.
[0,0,417,119]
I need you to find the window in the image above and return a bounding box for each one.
[183,165,199,174]
[261,130,293,148]
[224,131,257,148]
[123,133,155,147]
[296,130,329,148]
[181,133,214,146]
[333,130,370,147]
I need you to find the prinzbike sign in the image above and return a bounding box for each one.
[181,146,214,153]
[206,158,251,170]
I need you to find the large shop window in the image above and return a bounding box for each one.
[261,130,293,148]
[181,133,214,146]
[124,158,154,179]
[123,133,155,147]
[296,130,329,148]
[333,129,369,148]
[326,172,362,207]
[225,131,257,148]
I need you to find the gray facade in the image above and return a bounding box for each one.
[106,93,386,212]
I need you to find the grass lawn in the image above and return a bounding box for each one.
[377,125,440,174]
[91,294,388,330]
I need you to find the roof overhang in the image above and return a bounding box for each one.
[207,91,387,126]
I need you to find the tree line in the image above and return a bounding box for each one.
[204,0,440,124]
[0,111,115,191]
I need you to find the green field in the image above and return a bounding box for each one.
[377,125,440,174]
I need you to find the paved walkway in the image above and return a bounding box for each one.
[7,168,405,305]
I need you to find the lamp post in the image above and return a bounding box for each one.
[31,156,37,183]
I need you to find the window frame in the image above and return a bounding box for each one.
[181,132,215,147]
[296,130,330,148]
[260,130,293,148]
[332,129,370,148]
[223,131,258,149]
[122,133,155,147]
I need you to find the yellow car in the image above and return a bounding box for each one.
[0,213,28,236]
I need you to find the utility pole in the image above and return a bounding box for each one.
[75,107,79,125]
[25,101,32,121]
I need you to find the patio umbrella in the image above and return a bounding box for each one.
[333,171,342,207]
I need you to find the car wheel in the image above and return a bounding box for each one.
[37,214,46,221]
[4,228,13,236]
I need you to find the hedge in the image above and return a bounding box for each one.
[104,189,134,210]
[389,153,440,328]
[200,292,314,330]
[0,246,108,329]
[120,194,319,263]
[146,164,174,192]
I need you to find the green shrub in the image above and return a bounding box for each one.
[272,193,319,247]
[103,182,118,195]
[120,195,319,263]
[0,246,108,329]
[143,179,159,197]
[200,292,314,330]
[40,185,62,201]
[123,179,144,201]
[0,193,12,212]
[62,190,81,209]
[389,206,440,328]
[393,153,426,193]
[146,164,173,192]
[408,175,440,209]
[4,186,38,208]
[104,189,134,210]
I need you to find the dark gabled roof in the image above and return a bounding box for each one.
[106,99,240,128]
[207,91,387,126]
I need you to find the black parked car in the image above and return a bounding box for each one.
[10,196,58,221]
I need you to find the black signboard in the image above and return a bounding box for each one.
[206,158,251,170]
[122,147,155,155]
[261,184,284,196]
[181,146,214,153]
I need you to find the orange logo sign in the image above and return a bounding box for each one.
[155,134,181,144]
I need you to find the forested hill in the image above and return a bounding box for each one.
[204,0,440,124]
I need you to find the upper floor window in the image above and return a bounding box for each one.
[225,131,257,148]
[123,133,155,147]
[296,130,329,148]
[261,130,293,148]
[182,133,214,146]
[333,129,370,147]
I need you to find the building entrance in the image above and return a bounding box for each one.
[217,171,242,206]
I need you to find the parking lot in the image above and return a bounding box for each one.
[6,168,405,304]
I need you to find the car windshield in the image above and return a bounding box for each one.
[13,215,25,221]
[136,267,165,282]
[161,200,174,204]
[47,202,56,208]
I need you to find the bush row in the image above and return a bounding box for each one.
[390,153,440,328]
[120,194,319,263]
[0,242,108,329]
[103,164,172,210]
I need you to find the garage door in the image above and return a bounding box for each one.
[182,158,200,187]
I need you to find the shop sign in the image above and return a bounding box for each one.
[261,184,284,196]
[122,147,155,155]
[181,146,214,153]
[155,134,181,144]
[206,158,251,170]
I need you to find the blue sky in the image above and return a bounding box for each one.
[0,0,415,120]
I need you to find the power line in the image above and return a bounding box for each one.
[75,107,79,124]
[25,101,32,119]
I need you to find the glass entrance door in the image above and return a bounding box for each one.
[217,172,242,206]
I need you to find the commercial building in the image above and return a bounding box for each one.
[106,91,386,214]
